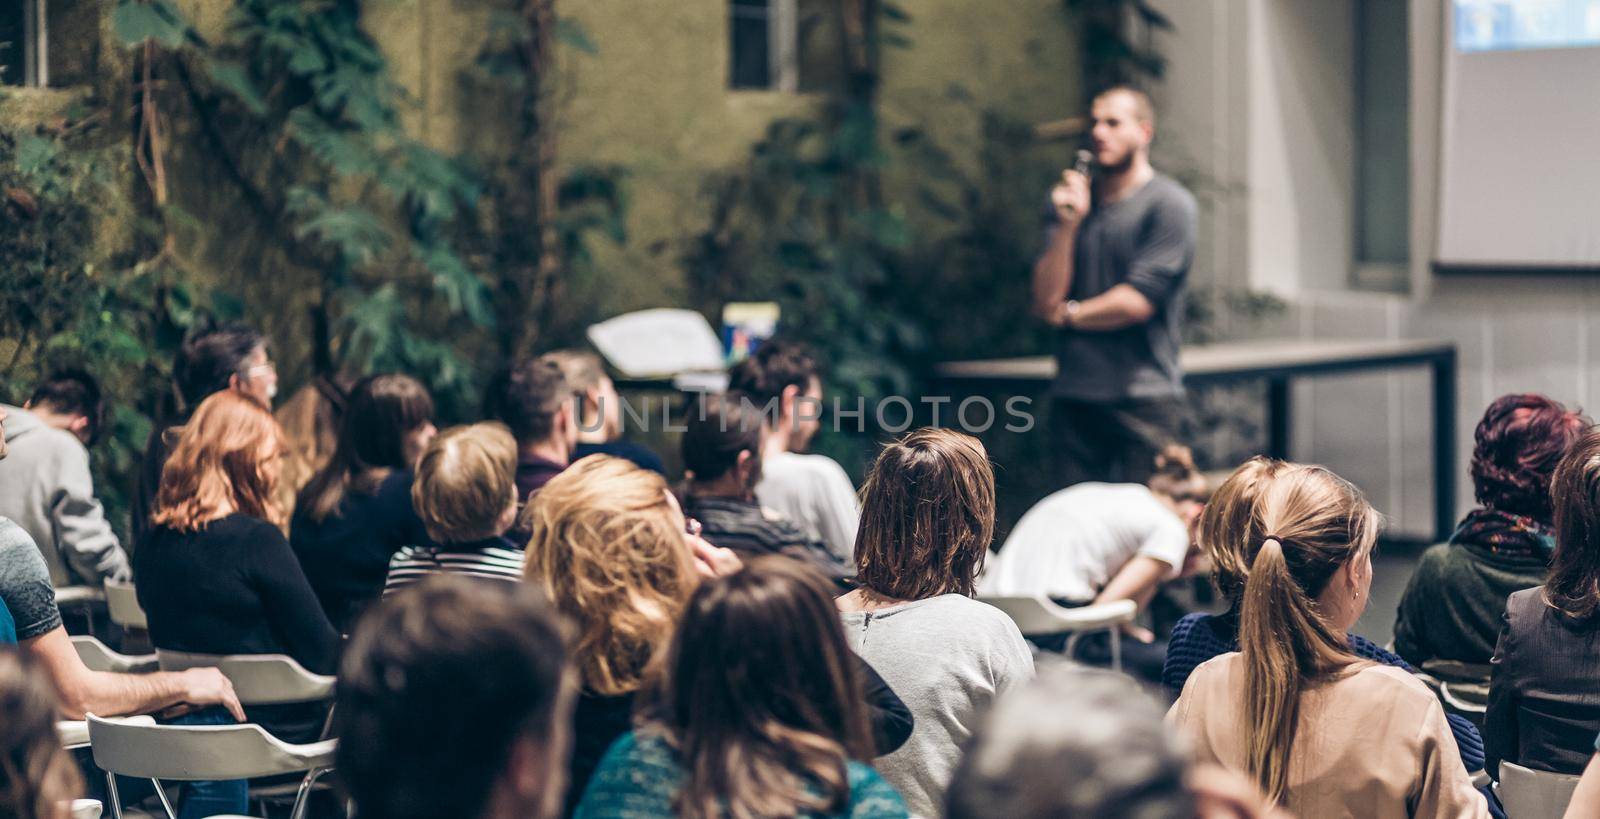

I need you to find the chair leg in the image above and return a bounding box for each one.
[1109,626,1122,674]
[105,772,123,819]
[290,768,330,819]
[1063,631,1083,658]
[151,778,178,819]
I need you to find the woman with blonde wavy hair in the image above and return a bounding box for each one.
[0,648,83,819]
[522,454,741,815]
[1167,463,1486,817]
[136,391,340,819]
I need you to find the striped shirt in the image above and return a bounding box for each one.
[382,535,526,594]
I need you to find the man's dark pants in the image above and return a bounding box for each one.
[1050,396,1184,488]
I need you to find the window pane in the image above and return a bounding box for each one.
[730,0,771,89]
[0,1,25,86]
[1355,0,1411,268]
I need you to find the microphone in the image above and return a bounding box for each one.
[1073,148,1094,178]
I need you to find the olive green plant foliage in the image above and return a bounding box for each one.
[0,125,223,540]
[110,0,492,411]
[1060,0,1173,90]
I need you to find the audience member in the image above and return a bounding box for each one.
[0,648,85,819]
[948,662,1285,819]
[522,455,741,814]
[1162,458,1486,773]
[292,374,437,631]
[727,340,860,563]
[1395,394,1585,676]
[679,392,852,583]
[0,373,130,588]
[545,349,665,474]
[1487,426,1600,777]
[0,409,242,723]
[273,373,351,517]
[336,577,575,819]
[133,323,276,547]
[138,390,338,818]
[384,423,524,592]
[484,357,578,502]
[980,444,1206,678]
[1168,463,1486,817]
[577,557,909,818]
[836,428,1034,817]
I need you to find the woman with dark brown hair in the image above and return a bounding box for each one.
[576,556,907,819]
[291,373,438,631]
[1487,425,1600,777]
[836,428,1033,818]
[136,390,340,819]
[0,648,83,819]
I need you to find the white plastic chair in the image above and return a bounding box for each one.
[155,651,335,706]
[87,714,336,819]
[59,719,94,750]
[978,596,1138,672]
[56,585,107,635]
[103,579,148,632]
[1496,760,1581,819]
[69,799,102,819]
[72,635,158,674]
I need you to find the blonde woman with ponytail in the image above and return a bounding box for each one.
[1168,464,1487,818]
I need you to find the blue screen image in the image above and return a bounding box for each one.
[1455,0,1600,52]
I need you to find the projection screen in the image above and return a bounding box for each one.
[1436,0,1600,270]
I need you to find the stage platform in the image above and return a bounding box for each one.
[935,338,1459,542]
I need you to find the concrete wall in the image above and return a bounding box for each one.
[1153,0,1599,539]
[352,0,1079,321]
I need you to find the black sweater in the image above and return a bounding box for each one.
[136,513,341,675]
[290,470,433,633]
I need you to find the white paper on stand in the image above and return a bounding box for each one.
[585,309,726,378]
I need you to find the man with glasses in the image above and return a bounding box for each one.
[133,323,278,548]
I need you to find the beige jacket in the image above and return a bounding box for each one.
[1169,653,1488,819]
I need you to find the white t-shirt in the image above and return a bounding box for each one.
[979,482,1189,602]
[755,451,860,563]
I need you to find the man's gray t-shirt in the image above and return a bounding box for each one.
[1042,172,1198,401]
[0,517,62,640]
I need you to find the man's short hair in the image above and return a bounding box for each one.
[947,663,1193,819]
[542,349,608,394]
[483,357,572,445]
[1093,84,1155,128]
[412,423,518,543]
[336,576,572,819]
[28,370,105,445]
[725,339,819,406]
[682,391,765,484]
[174,323,265,408]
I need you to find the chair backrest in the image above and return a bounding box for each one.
[71,636,158,674]
[87,714,334,781]
[69,799,102,819]
[102,578,148,631]
[59,720,91,750]
[156,650,335,705]
[977,596,1136,638]
[1497,761,1582,819]
[54,585,107,607]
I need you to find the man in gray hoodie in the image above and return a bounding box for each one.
[0,371,131,588]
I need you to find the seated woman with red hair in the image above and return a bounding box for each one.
[1393,394,1587,676]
